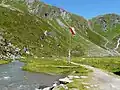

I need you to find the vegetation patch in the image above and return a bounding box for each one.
[66,79,88,90]
[0,60,11,65]
[73,57,120,74]
[21,58,90,75]
[20,57,92,90]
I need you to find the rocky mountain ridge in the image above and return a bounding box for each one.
[0,0,120,59]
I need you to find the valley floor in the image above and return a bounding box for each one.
[19,57,120,90]
[20,57,91,90]
[72,62,120,90]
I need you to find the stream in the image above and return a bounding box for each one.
[0,60,63,90]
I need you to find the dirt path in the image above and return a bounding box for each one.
[71,62,120,90]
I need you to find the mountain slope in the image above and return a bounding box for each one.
[90,13,120,54]
[0,0,111,59]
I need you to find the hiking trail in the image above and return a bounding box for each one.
[71,62,120,90]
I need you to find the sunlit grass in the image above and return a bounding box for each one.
[73,57,120,73]
[20,57,91,90]
[0,60,11,65]
[21,57,90,75]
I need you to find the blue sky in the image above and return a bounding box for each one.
[41,0,120,19]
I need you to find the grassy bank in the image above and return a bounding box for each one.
[73,57,120,73]
[21,57,91,90]
[54,78,89,90]
[0,60,11,65]
[21,57,90,75]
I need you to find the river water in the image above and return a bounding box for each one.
[0,60,63,90]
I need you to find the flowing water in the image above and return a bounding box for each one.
[0,60,63,90]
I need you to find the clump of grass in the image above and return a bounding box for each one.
[67,79,87,90]
[0,60,11,65]
[73,57,120,73]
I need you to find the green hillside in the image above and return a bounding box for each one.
[0,0,113,59]
[90,14,120,54]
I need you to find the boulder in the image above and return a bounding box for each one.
[80,76,88,79]
[59,77,73,84]
[68,75,80,79]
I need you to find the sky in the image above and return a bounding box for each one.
[41,0,120,19]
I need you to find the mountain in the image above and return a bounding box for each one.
[90,14,120,55]
[0,0,116,59]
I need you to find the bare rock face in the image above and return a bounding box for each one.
[25,0,39,4]
[0,31,21,60]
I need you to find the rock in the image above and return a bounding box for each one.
[37,86,53,90]
[59,77,73,84]
[21,56,26,59]
[31,53,34,56]
[41,44,44,47]
[3,76,10,80]
[80,76,88,79]
[70,88,78,90]
[15,55,21,59]
[26,51,30,54]
[54,58,59,61]
[59,84,68,90]
[26,0,39,4]
[90,84,98,88]
[0,36,3,40]
[34,56,38,59]
[44,30,48,36]
[84,86,90,89]
[94,84,98,87]
[42,57,44,59]
[82,82,90,85]
[73,76,80,79]
[35,88,40,90]
[56,18,66,27]
[10,54,15,60]
[8,43,12,47]
[15,48,20,52]
[68,75,80,79]
[82,58,85,60]
[52,83,57,87]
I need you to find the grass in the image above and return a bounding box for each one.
[21,57,90,75]
[0,4,89,57]
[66,79,88,90]
[73,57,120,73]
[0,60,11,65]
[54,78,89,90]
[21,57,91,90]
[91,14,120,48]
[0,1,107,58]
